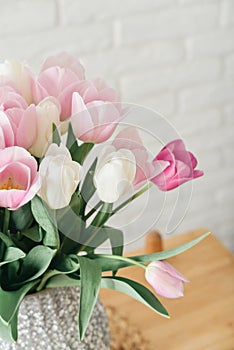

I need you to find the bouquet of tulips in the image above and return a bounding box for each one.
[0,53,207,343]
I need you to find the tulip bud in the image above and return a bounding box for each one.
[94,146,136,203]
[145,260,189,298]
[38,144,80,209]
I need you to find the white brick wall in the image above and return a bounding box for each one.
[0,0,233,251]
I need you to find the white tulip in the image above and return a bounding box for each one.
[94,146,136,203]
[39,144,80,209]
[29,97,61,158]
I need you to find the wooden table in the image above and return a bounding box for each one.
[100,229,234,350]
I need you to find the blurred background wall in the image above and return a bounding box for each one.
[1,0,233,251]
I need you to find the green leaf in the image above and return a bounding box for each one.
[81,158,97,204]
[66,122,79,155]
[46,274,81,289]
[21,225,43,243]
[106,226,124,257]
[0,312,18,343]
[11,203,33,231]
[0,232,15,247]
[133,232,211,263]
[78,256,101,340]
[0,247,25,267]
[52,123,61,146]
[36,254,80,291]
[73,143,94,165]
[91,202,113,227]
[7,246,55,288]
[104,226,124,276]
[101,277,169,318]
[89,232,211,271]
[0,280,39,325]
[57,194,82,245]
[31,196,60,249]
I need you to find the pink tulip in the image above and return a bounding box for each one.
[145,260,189,298]
[40,52,85,80]
[112,127,169,188]
[151,139,204,191]
[0,85,28,110]
[38,53,85,121]
[74,78,120,105]
[0,111,15,148]
[6,105,37,150]
[0,146,40,210]
[71,92,124,143]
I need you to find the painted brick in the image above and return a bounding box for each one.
[225,53,234,77]
[0,23,113,65]
[0,0,56,37]
[187,29,234,58]
[220,0,234,27]
[58,0,175,25]
[121,58,221,99]
[172,109,222,136]
[136,93,176,117]
[119,4,219,45]
[83,41,184,79]
[179,79,234,113]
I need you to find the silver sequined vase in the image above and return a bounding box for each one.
[0,286,110,350]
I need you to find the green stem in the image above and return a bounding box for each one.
[95,254,147,270]
[3,209,11,235]
[77,203,112,253]
[84,201,103,221]
[111,183,153,216]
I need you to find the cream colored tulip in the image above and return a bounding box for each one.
[29,97,61,158]
[94,146,136,203]
[39,144,80,209]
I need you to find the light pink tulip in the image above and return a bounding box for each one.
[71,92,123,143]
[0,146,40,210]
[0,111,15,148]
[38,53,85,121]
[0,85,35,149]
[151,139,204,191]
[112,127,169,188]
[5,96,61,156]
[0,85,28,110]
[6,105,37,150]
[40,52,85,80]
[74,78,120,105]
[145,260,189,298]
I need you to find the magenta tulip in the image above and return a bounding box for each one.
[0,146,40,210]
[145,260,189,298]
[151,139,203,191]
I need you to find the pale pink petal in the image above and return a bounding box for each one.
[0,111,14,147]
[145,261,189,299]
[41,52,85,79]
[16,104,37,149]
